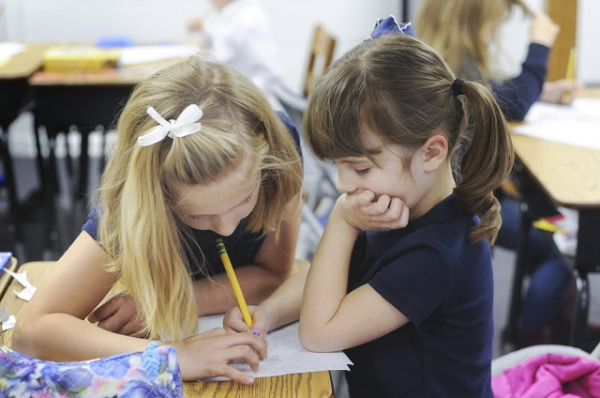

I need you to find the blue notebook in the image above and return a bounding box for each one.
[0,252,12,272]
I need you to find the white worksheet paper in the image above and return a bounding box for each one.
[197,315,352,380]
[511,98,600,149]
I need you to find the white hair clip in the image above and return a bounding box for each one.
[137,104,203,147]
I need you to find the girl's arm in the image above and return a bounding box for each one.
[12,232,139,360]
[299,192,411,352]
[89,194,302,334]
[12,232,268,383]
[223,258,309,336]
[193,194,302,315]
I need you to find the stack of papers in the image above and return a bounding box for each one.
[119,45,200,66]
[512,99,600,149]
[197,314,352,380]
[0,42,26,67]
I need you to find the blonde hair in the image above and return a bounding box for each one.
[415,0,527,79]
[304,34,514,244]
[97,55,302,340]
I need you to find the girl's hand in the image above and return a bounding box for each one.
[87,292,147,337]
[540,79,586,105]
[174,328,268,383]
[223,305,272,338]
[530,11,559,47]
[335,190,410,232]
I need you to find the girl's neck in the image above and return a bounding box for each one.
[410,165,456,221]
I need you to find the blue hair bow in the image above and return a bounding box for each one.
[370,15,416,39]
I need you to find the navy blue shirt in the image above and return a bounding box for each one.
[345,194,493,397]
[83,111,301,278]
[489,43,550,121]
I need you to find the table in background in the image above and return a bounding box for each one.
[0,44,48,253]
[0,261,334,397]
[506,88,600,349]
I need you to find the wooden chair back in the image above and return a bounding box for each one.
[303,25,336,97]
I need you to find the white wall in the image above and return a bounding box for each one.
[2,0,597,86]
[577,0,600,85]
[1,0,401,92]
[495,0,600,85]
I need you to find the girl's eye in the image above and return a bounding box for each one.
[355,168,370,176]
[188,214,204,220]
[240,193,253,206]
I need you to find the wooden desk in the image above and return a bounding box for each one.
[0,44,48,252]
[0,262,334,398]
[507,89,600,348]
[0,44,48,79]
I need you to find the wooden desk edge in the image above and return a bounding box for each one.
[0,258,19,299]
[0,44,49,79]
[1,262,335,398]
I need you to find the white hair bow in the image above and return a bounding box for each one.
[137,104,203,147]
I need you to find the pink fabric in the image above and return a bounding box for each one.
[492,354,600,398]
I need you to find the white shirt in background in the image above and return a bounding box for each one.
[202,0,282,100]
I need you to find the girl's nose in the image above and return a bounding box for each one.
[212,213,239,237]
[336,169,356,194]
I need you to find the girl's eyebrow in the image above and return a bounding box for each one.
[339,158,367,164]
[339,149,382,164]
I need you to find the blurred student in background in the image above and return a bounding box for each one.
[416,0,585,347]
[187,0,282,102]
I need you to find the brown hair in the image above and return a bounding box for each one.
[97,55,302,339]
[304,34,514,243]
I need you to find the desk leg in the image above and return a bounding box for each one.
[569,208,600,348]
[41,128,59,258]
[503,201,532,350]
[570,269,589,348]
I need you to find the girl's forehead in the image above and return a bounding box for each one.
[173,167,259,216]
[172,152,259,201]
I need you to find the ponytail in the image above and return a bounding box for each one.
[453,80,514,244]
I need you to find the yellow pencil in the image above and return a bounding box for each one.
[216,238,253,328]
[562,47,577,103]
[533,219,562,233]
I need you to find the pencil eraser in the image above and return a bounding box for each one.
[0,252,12,271]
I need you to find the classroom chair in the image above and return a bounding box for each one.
[275,23,336,110]
[275,24,340,261]
[500,163,583,353]
[303,25,337,98]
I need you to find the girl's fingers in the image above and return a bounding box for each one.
[226,344,263,372]
[215,363,256,385]
[219,332,268,359]
[116,319,145,337]
[358,194,389,215]
[249,309,270,338]
[375,194,391,213]
[387,197,404,221]
[223,307,251,333]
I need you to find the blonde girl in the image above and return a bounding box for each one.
[416,0,582,121]
[13,55,303,384]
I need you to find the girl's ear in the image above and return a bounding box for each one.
[419,133,449,172]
